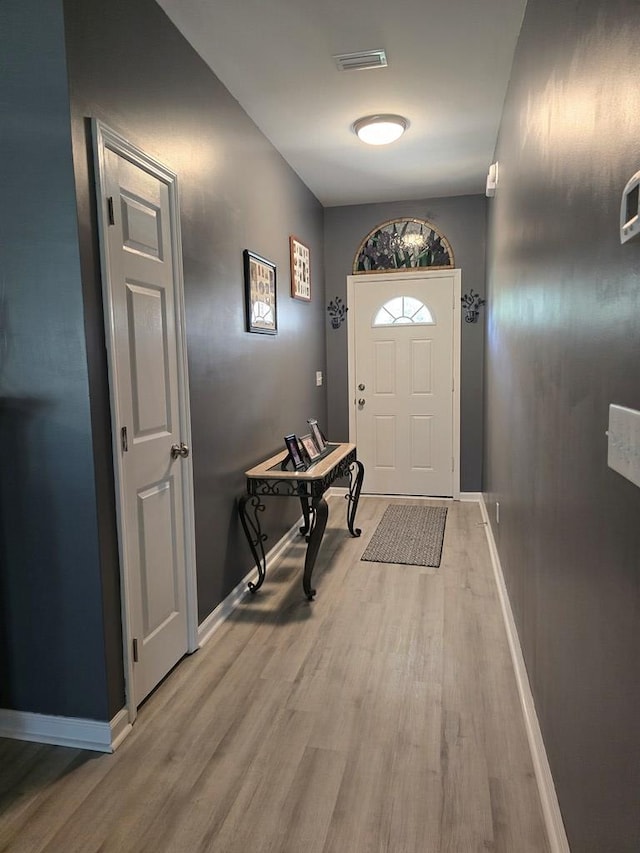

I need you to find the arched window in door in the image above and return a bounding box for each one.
[373,296,434,327]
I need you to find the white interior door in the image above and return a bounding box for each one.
[348,270,460,497]
[94,123,196,711]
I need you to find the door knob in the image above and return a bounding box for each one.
[358,398,366,407]
[171,442,190,459]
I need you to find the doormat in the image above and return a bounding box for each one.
[361,504,448,567]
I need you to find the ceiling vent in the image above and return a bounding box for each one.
[333,49,388,72]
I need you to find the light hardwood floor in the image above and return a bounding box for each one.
[0,497,550,852]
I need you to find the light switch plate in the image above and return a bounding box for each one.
[607,404,640,488]
[316,371,323,387]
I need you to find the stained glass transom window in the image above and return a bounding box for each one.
[373,297,434,326]
[353,217,454,274]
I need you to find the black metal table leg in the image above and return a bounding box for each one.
[346,459,364,537]
[238,493,267,593]
[299,494,312,536]
[302,495,328,600]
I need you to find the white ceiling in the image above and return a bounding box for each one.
[156,0,527,207]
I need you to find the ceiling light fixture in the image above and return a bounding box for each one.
[353,114,408,145]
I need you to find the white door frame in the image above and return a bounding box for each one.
[92,120,198,725]
[347,269,461,499]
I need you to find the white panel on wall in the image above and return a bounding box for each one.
[375,416,396,468]
[374,340,396,395]
[410,416,433,470]
[138,479,178,638]
[127,281,170,437]
[411,338,433,395]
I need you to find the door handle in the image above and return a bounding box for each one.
[358,398,366,407]
[171,442,190,459]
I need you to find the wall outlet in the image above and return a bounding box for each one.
[495,501,500,524]
[316,371,323,387]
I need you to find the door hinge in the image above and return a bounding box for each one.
[132,638,139,662]
[107,196,115,226]
[121,426,128,452]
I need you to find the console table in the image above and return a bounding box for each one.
[238,442,364,600]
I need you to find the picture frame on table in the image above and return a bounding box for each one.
[284,434,306,471]
[307,418,326,452]
[299,433,321,464]
[289,236,311,301]
[244,249,277,334]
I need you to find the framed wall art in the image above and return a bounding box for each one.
[244,249,277,334]
[289,236,311,301]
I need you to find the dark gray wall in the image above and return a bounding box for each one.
[324,197,486,492]
[63,0,326,713]
[0,0,109,718]
[485,0,640,849]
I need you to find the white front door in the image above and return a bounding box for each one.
[348,270,460,497]
[94,123,196,710]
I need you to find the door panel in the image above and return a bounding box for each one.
[374,340,396,394]
[410,416,433,470]
[411,339,432,394]
[353,272,456,496]
[120,192,163,260]
[374,416,396,468]
[138,480,178,636]
[126,282,171,435]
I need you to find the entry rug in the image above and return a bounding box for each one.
[361,504,448,567]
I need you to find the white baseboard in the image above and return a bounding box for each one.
[0,707,121,753]
[110,707,132,751]
[361,493,455,501]
[478,495,570,853]
[197,513,305,648]
[340,490,480,502]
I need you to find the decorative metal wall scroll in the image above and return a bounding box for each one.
[353,217,454,274]
[461,289,486,323]
[327,296,348,329]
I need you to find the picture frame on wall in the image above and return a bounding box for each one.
[244,249,277,334]
[289,236,311,301]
